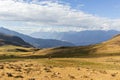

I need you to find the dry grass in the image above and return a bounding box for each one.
[0,43,120,80]
[0,56,120,80]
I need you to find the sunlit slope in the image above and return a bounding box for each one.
[36,34,120,57]
[95,34,120,54]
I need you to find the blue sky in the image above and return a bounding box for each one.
[0,0,120,34]
[61,0,120,19]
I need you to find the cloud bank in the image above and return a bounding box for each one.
[0,0,120,33]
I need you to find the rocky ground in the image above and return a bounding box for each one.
[0,60,120,80]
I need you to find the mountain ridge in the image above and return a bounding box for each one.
[0,27,74,48]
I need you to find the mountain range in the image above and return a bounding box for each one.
[0,27,74,48]
[31,30,120,46]
[0,27,119,49]
[0,27,120,58]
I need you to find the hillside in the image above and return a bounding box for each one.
[0,33,32,47]
[0,27,74,48]
[96,34,120,53]
[35,34,120,58]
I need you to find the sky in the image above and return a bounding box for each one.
[0,0,120,34]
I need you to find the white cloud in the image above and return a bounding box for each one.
[0,0,120,33]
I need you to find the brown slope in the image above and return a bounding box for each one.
[94,34,120,54]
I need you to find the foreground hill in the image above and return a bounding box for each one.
[0,33,32,47]
[36,34,120,58]
[31,30,119,46]
[0,27,74,48]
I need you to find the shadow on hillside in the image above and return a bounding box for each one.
[0,45,120,60]
[1,52,120,60]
